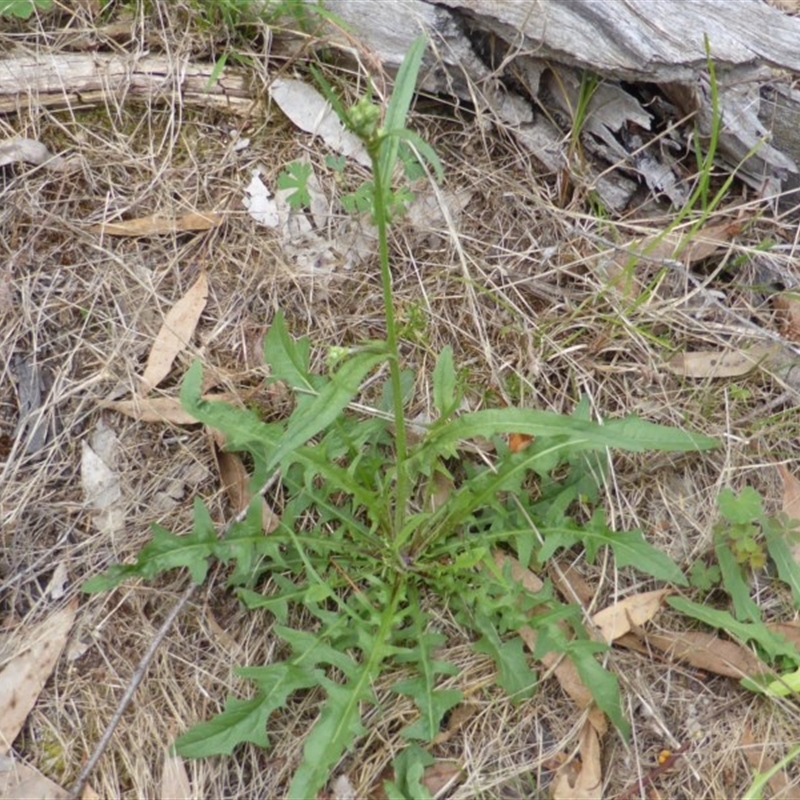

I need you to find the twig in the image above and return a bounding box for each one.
[616,742,692,800]
[69,581,197,799]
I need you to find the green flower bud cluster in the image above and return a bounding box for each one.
[348,96,382,142]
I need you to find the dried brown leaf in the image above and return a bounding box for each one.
[629,222,737,266]
[779,465,800,523]
[549,560,596,605]
[427,469,454,512]
[774,293,800,343]
[0,755,70,800]
[102,392,240,424]
[551,720,603,800]
[767,622,800,652]
[432,701,480,745]
[90,211,222,237]
[615,630,770,678]
[160,749,192,800]
[216,448,250,511]
[0,600,78,755]
[739,725,797,800]
[421,761,462,796]
[80,783,101,800]
[605,221,737,298]
[140,272,209,394]
[204,608,241,654]
[591,589,670,643]
[778,465,800,565]
[103,396,199,424]
[213,446,279,533]
[665,345,779,378]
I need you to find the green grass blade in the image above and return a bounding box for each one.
[766,534,800,608]
[432,346,457,417]
[540,520,687,585]
[714,541,761,622]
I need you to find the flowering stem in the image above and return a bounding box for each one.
[367,137,410,539]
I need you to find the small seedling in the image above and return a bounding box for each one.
[276,160,313,208]
[677,485,800,685]
[712,486,800,622]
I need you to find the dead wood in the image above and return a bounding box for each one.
[322,0,800,211]
[0,52,257,116]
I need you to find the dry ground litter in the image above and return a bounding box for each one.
[3,2,800,798]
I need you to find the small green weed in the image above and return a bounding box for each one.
[84,36,719,797]
[711,486,800,622]
[681,485,800,691]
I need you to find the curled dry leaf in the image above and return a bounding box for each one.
[140,272,209,395]
[0,755,70,800]
[665,344,780,378]
[204,607,241,654]
[213,445,280,533]
[90,211,222,237]
[0,136,61,168]
[774,292,800,342]
[243,170,280,228]
[549,560,596,605]
[330,774,357,800]
[615,630,770,678]
[591,589,670,643]
[432,701,480,745]
[421,761,463,796]
[551,720,603,800]
[508,432,533,453]
[0,600,78,756]
[80,421,124,536]
[44,562,69,601]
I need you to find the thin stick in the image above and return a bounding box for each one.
[69,582,197,799]
[616,742,691,800]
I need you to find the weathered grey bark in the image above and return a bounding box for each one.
[0,52,256,116]
[321,0,800,211]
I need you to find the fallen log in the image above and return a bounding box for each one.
[321,0,800,211]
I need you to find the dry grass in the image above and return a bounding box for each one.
[3,2,800,798]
